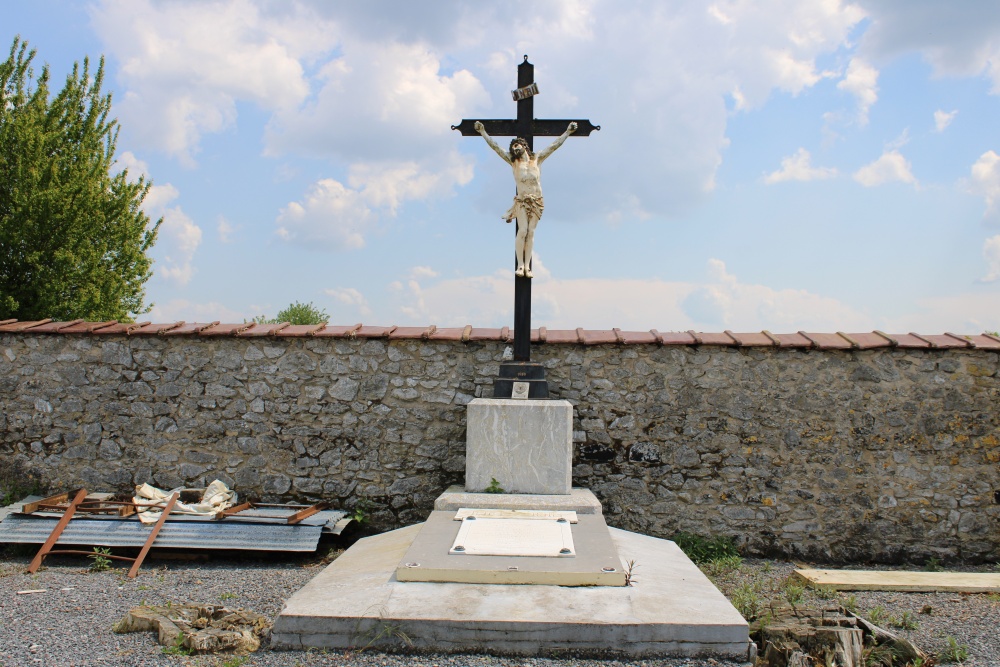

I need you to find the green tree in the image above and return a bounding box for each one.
[253,301,330,325]
[0,37,159,322]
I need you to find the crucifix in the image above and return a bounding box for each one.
[453,56,599,398]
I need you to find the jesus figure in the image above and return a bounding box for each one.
[474,120,577,278]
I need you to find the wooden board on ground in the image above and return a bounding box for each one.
[796,568,1000,593]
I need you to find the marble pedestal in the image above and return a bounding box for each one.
[465,398,572,495]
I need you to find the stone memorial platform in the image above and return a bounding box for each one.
[271,522,750,658]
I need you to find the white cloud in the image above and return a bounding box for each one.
[408,266,439,280]
[277,151,473,250]
[883,291,1000,334]
[324,287,372,317]
[934,109,958,132]
[140,182,203,285]
[969,150,1000,224]
[982,235,1000,282]
[853,150,917,187]
[858,1,1000,93]
[764,148,837,183]
[217,216,237,243]
[147,298,246,323]
[276,179,374,250]
[837,58,879,125]
[91,0,336,164]
[388,257,871,332]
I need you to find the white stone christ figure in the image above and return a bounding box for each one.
[475,120,577,278]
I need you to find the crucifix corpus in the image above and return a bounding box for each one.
[453,56,599,398]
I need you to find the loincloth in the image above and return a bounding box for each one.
[503,194,544,224]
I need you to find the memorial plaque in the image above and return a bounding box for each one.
[450,517,575,557]
[511,381,530,399]
[454,508,578,523]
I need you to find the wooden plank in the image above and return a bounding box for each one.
[128,492,178,579]
[27,488,88,573]
[795,568,1000,593]
[22,489,78,514]
[219,501,252,518]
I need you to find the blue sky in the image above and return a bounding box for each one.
[5,0,1000,333]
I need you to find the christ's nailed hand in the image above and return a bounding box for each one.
[474,121,485,133]
[568,122,578,133]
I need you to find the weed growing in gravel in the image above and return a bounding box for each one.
[88,547,113,572]
[813,584,839,600]
[890,610,919,631]
[162,632,192,656]
[841,594,858,613]
[781,576,805,606]
[866,605,888,626]
[350,498,370,524]
[924,556,944,572]
[216,657,246,667]
[937,635,969,663]
[730,581,763,620]
[673,532,740,564]
[863,639,901,667]
[219,592,237,601]
[701,554,743,578]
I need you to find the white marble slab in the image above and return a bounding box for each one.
[465,398,573,495]
[450,517,575,557]
[454,508,578,523]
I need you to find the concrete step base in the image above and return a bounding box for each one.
[272,522,751,659]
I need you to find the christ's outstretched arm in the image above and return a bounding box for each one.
[536,122,577,164]
[474,121,512,165]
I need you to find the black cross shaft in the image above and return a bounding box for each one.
[452,57,598,362]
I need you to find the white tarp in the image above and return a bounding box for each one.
[133,480,237,525]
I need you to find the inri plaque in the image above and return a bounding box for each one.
[450,516,575,557]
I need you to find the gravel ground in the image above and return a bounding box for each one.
[0,545,996,667]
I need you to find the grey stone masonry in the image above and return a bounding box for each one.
[1,331,998,563]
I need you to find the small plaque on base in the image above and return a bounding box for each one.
[450,516,575,557]
[511,381,530,399]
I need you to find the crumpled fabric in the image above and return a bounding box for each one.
[503,194,544,224]
[133,479,237,525]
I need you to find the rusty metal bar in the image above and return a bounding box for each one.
[128,492,178,579]
[286,502,330,525]
[27,489,88,573]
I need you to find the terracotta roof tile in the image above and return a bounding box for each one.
[887,333,932,349]
[544,329,578,344]
[799,332,852,350]
[840,332,893,349]
[237,322,288,337]
[0,319,52,332]
[27,320,85,333]
[582,329,618,345]
[312,323,361,338]
[160,322,218,336]
[967,334,1000,349]
[530,327,545,343]
[428,327,466,341]
[914,333,975,349]
[619,330,658,345]
[92,321,151,335]
[468,328,504,341]
[388,326,430,339]
[768,332,814,348]
[127,322,185,336]
[58,320,118,334]
[692,332,735,346]
[274,324,326,337]
[199,322,253,336]
[0,319,16,326]
[658,331,697,345]
[727,332,776,347]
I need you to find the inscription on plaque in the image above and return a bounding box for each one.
[511,381,530,399]
[450,517,575,557]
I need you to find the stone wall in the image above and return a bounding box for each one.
[2,332,998,563]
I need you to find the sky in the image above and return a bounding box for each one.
[5,0,1000,334]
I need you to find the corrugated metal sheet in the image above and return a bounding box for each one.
[0,515,324,552]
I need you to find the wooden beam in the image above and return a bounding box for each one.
[795,568,1000,593]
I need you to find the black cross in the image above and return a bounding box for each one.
[452,55,599,363]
